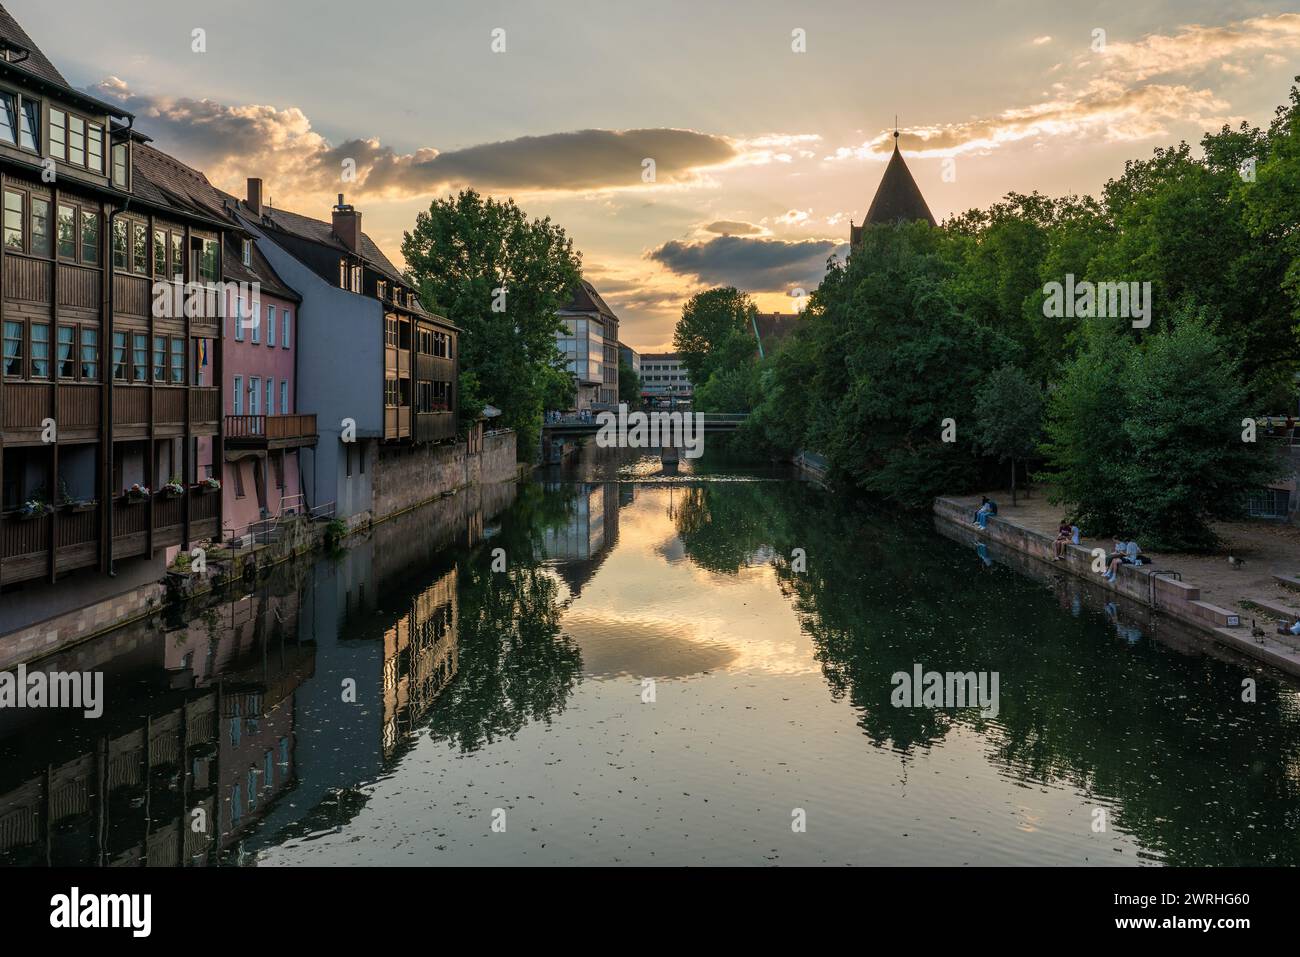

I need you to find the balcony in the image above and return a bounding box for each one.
[0,489,221,585]
[224,414,318,451]
[415,410,457,445]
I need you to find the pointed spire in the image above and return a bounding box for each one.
[852,120,936,239]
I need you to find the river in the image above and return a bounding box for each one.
[2,446,1298,866]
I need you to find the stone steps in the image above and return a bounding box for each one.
[1245,595,1300,623]
[1274,573,1300,592]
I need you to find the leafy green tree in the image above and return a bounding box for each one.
[973,365,1043,505]
[617,357,641,408]
[401,189,582,461]
[672,287,758,388]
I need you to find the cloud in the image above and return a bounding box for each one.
[703,220,764,235]
[646,235,846,292]
[826,13,1299,161]
[1032,36,1053,46]
[89,77,740,205]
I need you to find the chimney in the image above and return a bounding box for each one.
[332,193,362,254]
[246,177,264,216]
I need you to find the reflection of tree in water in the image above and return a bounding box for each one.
[426,483,582,753]
[673,479,1300,864]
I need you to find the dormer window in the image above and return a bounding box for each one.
[0,92,37,153]
[349,264,361,293]
[48,109,105,173]
[377,280,387,300]
[242,238,252,266]
[339,259,346,289]
[111,142,128,189]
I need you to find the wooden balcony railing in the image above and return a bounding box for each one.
[225,413,317,446]
[190,388,220,425]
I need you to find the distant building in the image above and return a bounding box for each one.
[640,353,691,402]
[751,311,802,358]
[556,280,619,411]
[849,129,936,247]
[618,342,640,377]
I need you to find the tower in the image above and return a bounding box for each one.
[849,126,937,246]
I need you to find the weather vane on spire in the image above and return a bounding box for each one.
[894,115,900,141]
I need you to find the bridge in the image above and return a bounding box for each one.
[542,412,748,436]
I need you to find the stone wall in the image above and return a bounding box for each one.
[372,430,517,522]
[0,581,166,672]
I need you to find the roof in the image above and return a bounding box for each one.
[253,203,405,286]
[752,312,802,352]
[559,279,618,321]
[222,232,300,303]
[131,143,233,224]
[860,136,936,229]
[0,4,67,88]
[640,352,680,361]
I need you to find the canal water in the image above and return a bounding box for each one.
[3,446,1299,866]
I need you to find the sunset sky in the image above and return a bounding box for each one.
[22,0,1300,351]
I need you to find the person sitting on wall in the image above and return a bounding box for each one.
[973,497,998,530]
[1053,520,1073,560]
[1104,540,1143,581]
[1277,619,1300,636]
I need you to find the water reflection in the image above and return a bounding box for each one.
[4,458,1300,865]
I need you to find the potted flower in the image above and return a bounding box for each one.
[161,477,185,498]
[196,476,221,494]
[16,498,52,520]
[57,479,96,512]
[124,483,151,504]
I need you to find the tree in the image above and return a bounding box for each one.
[973,365,1043,505]
[617,357,642,408]
[1041,312,1286,550]
[401,189,581,461]
[672,287,759,388]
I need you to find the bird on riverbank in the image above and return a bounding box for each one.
[1251,619,1266,640]
[1228,555,1246,569]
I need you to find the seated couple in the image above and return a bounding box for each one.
[1053,521,1081,560]
[972,497,998,529]
[1278,619,1300,636]
[1104,540,1146,581]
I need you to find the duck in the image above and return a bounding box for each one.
[1251,619,1267,640]
[1228,555,1246,569]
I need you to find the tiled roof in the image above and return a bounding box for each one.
[752,312,802,351]
[560,279,618,321]
[222,233,299,303]
[255,203,405,286]
[0,3,68,88]
[131,143,230,223]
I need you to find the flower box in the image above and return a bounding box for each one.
[124,485,151,504]
[162,483,184,499]
[65,500,97,513]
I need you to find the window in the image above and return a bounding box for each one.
[2,189,21,250]
[267,304,276,346]
[30,197,49,256]
[339,259,346,288]
[112,219,127,268]
[170,234,183,280]
[242,238,251,266]
[350,264,361,293]
[67,115,84,167]
[132,333,147,382]
[131,222,147,274]
[234,296,245,342]
[2,320,20,376]
[153,228,166,276]
[153,335,166,382]
[232,376,242,415]
[80,327,98,379]
[0,92,15,145]
[280,379,288,415]
[48,108,65,160]
[385,317,397,347]
[87,124,103,173]
[56,325,75,378]
[56,204,75,259]
[30,322,48,378]
[377,280,387,300]
[170,337,184,383]
[251,303,260,343]
[199,238,219,281]
[249,376,260,415]
[112,330,127,380]
[384,377,397,406]
[80,210,98,264]
[19,98,37,151]
[282,309,290,349]
[266,377,274,416]
[112,142,128,188]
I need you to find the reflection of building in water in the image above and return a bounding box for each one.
[541,482,624,600]
[0,577,313,866]
[382,568,458,759]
